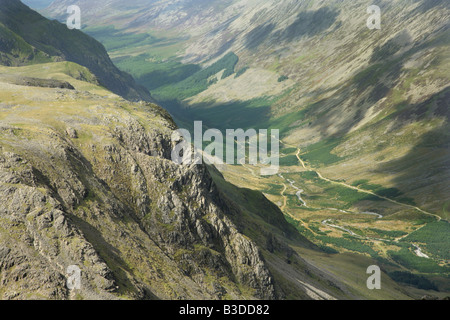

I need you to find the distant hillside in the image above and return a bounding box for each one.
[20,0,53,9]
[45,0,450,218]
[1,0,448,300]
[0,0,152,102]
[0,59,418,300]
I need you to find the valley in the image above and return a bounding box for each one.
[50,0,449,295]
[222,143,450,284]
[2,0,449,299]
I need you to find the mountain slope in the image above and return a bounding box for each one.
[0,2,374,300]
[0,62,274,299]
[0,61,419,300]
[38,0,450,294]
[46,0,449,218]
[1,0,448,300]
[0,0,152,102]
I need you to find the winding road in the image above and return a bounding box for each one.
[228,138,436,260]
[275,144,435,259]
[290,145,441,222]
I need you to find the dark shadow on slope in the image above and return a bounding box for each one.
[29,147,159,299]
[69,214,158,299]
[244,7,340,50]
[160,98,273,131]
[212,39,236,59]
[352,58,404,99]
[245,23,276,50]
[370,30,413,63]
[374,88,450,218]
[413,0,447,13]
[267,41,405,143]
[394,87,450,124]
[298,28,446,142]
[206,14,239,37]
[280,7,340,42]
[206,14,239,59]
[208,165,318,247]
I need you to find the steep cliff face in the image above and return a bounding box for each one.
[0,64,280,299]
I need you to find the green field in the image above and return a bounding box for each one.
[369,228,408,239]
[388,271,438,291]
[301,138,344,167]
[351,180,416,205]
[401,221,450,260]
[113,54,201,90]
[153,52,239,101]
[316,235,379,258]
[388,247,449,274]
[85,26,158,52]
[285,172,380,210]
[279,155,300,166]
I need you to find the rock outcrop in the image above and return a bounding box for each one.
[0,85,276,299]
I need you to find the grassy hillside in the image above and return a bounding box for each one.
[1,60,426,300]
[40,0,450,298]
[0,0,152,102]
